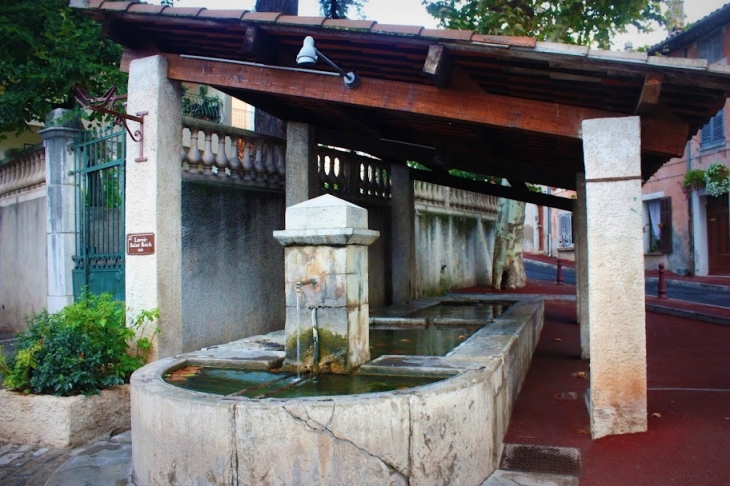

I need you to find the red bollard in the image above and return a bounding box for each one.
[658,263,668,299]
[556,258,564,285]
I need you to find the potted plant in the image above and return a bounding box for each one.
[704,162,730,197]
[0,292,158,447]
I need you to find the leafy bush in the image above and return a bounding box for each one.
[0,293,158,396]
[704,162,730,197]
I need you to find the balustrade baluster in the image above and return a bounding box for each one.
[186,128,202,174]
[264,142,276,186]
[201,130,215,176]
[242,139,253,181]
[274,144,285,185]
[254,141,265,184]
[228,136,242,180]
[215,133,229,178]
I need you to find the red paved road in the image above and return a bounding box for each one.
[504,299,730,485]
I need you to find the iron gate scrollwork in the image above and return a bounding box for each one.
[71,126,125,301]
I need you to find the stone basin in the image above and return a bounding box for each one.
[130,297,543,485]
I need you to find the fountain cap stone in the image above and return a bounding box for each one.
[274,194,379,247]
[285,194,367,230]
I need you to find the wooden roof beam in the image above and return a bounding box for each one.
[634,72,663,115]
[423,45,453,88]
[241,26,278,65]
[121,51,688,158]
[411,168,574,211]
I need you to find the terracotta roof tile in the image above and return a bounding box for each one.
[471,34,536,48]
[322,19,376,30]
[277,15,326,26]
[242,11,282,22]
[197,10,248,20]
[371,24,424,35]
[100,1,131,12]
[127,4,166,15]
[160,7,205,17]
[86,0,105,8]
[420,28,473,41]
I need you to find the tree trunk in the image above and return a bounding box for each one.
[492,197,527,289]
[254,0,298,137]
[254,0,297,14]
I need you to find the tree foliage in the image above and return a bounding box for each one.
[0,0,127,135]
[423,0,666,48]
[318,0,366,19]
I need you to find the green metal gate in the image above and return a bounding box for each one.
[71,126,126,301]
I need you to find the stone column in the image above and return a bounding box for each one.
[40,109,83,313]
[274,194,379,374]
[573,172,589,359]
[125,55,183,359]
[582,117,647,439]
[390,163,415,303]
[285,122,318,207]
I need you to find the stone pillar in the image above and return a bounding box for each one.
[285,122,318,207]
[274,194,379,374]
[125,55,183,359]
[574,172,589,359]
[39,109,83,313]
[390,163,415,303]
[582,117,647,439]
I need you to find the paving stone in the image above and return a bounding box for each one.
[31,447,49,457]
[0,452,23,466]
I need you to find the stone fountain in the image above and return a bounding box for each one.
[273,194,379,374]
[129,194,544,485]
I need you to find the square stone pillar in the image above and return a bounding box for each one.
[389,163,415,303]
[39,109,82,312]
[125,55,183,359]
[573,172,589,359]
[274,195,379,374]
[285,122,318,207]
[582,117,647,439]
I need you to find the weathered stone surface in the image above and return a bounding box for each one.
[408,370,495,484]
[130,299,544,485]
[0,386,130,448]
[285,194,369,230]
[582,117,647,439]
[130,358,236,486]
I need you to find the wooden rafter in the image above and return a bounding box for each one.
[422,45,453,88]
[120,50,689,158]
[634,72,663,115]
[411,168,574,211]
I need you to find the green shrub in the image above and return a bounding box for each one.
[0,293,158,396]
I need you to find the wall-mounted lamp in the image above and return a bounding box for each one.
[296,36,360,89]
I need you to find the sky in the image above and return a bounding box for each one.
[167,0,730,50]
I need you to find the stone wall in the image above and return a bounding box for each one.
[414,210,495,297]
[181,180,286,351]
[0,193,47,331]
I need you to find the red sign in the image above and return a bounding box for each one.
[127,233,155,255]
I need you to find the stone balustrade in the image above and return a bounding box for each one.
[415,180,499,219]
[317,148,391,201]
[0,146,46,199]
[182,117,286,190]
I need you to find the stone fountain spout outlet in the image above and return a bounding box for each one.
[295,278,317,293]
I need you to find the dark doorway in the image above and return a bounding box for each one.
[707,194,730,275]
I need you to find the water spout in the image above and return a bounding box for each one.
[311,307,319,366]
[295,278,317,292]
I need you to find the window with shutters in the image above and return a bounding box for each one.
[557,212,573,249]
[701,109,725,150]
[697,29,724,63]
[644,197,672,254]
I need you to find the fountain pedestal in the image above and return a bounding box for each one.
[273,195,379,373]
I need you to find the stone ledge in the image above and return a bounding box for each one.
[0,385,130,448]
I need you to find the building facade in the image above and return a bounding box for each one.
[643,4,730,276]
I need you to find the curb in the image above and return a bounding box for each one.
[645,303,730,326]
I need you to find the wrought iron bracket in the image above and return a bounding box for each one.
[73,84,148,162]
